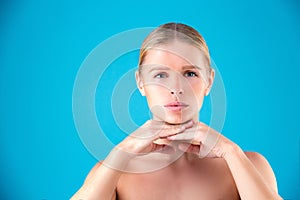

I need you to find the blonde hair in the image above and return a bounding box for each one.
[138,22,211,72]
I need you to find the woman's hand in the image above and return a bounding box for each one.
[103,120,194,172]
[117,120,194,156]
[167,121,236,158]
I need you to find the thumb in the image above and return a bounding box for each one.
[152,144,176,154]
[178,143,200,154]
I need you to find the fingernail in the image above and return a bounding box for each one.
[185,121,193,127]
[168,135,175,140]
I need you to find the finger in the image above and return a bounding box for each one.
[158,121,194,137]
[183,120,194,129]
[155,120,194,130]
[148,119,193,129]
[167,125,208,141]
[178,143,200,154]
[159,126,185,137]
[167,120,194,129]
[142,120,182,138]
[159,145,176,154]
[151,143,175,154]
[167,132,197,141]
[153,138,172,145]
[178,143,217,158]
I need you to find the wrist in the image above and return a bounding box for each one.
[102,147,134,172]
[117,135,149,155]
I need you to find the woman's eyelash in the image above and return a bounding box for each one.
[153,71,198,78]
[154,72,168,78]
[184,71,198,77]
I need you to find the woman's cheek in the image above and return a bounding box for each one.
[145,87,164,106]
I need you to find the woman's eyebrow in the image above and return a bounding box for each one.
[147,66,171,72]
[141,64,204,72]
[182,65,202,70]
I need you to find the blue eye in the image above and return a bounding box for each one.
[184,71,198,77]
[154,73,168,78]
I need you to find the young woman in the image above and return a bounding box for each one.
[71,23,282,200]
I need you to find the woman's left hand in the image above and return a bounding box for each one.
[167,121,236,158]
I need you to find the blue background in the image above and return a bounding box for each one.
[1,0,299,199]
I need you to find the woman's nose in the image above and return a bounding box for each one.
[170,89,183,95]
[169,76,184,95]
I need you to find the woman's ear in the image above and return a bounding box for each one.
[135,71,145,96]
[205,68,215,96]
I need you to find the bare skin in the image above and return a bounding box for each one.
[93,154,241,200]
[72,120,281,200]
[71,41,282,200]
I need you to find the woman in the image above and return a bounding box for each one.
[71,23,282,199]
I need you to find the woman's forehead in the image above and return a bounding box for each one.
[141,44,209,70]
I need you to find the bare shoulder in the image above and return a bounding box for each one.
[244,151,272,170]
[84,161,103,184]
[244,151,278,192]
[244,151,270,166]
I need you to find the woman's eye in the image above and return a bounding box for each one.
[184,71,198,77]
[154,73,168,78]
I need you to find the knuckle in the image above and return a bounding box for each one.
[174,125,184,132]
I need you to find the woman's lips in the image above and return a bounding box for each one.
[163,102,189,111]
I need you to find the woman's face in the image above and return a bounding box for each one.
[137,41,214,124]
